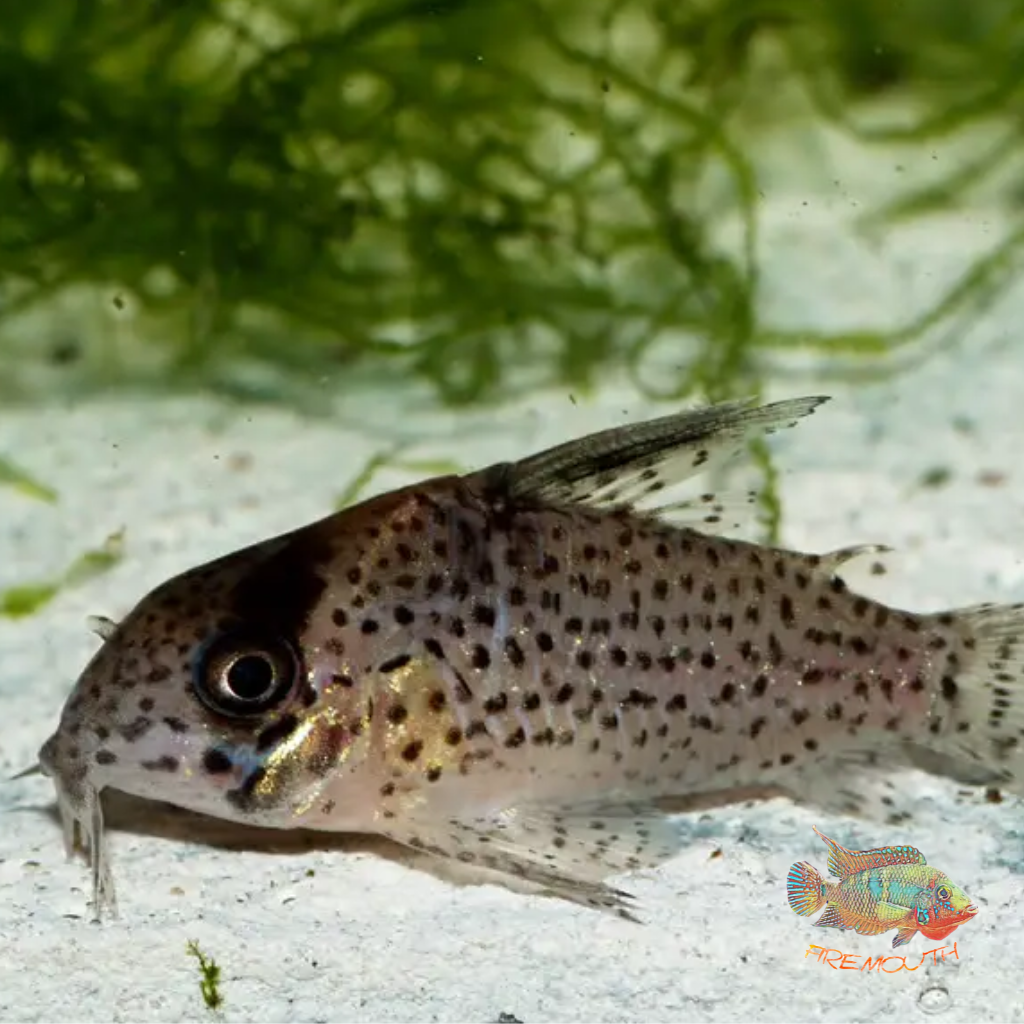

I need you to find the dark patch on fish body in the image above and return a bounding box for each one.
[229,527,334,639]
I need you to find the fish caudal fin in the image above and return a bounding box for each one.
[920,601,1024,791]
[786,860,828,917]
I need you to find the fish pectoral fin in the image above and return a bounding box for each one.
[475,395,828,523]
[471,799,687,880]
[849,916,896,936]
[876,900,913,922]
[421,799,685,920]
[892,926,917,948]
[382,812,642,920]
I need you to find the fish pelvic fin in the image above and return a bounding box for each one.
[786,859,828,917]
[914,601,1024,794]
[892,926,918,948]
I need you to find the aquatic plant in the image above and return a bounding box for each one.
[2,0,1022,410]
[185,939,225,1012]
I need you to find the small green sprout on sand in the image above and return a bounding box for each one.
[186,940,224,1012]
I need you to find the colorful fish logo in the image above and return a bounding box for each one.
[787,826,978,949]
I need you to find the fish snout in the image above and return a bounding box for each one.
[37,732,60,778]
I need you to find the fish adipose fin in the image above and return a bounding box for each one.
[475,395,829,523]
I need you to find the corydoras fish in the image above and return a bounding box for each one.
[787,825,978,948]
[28,395,1024,921]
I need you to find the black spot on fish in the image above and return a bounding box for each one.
[380,654,412,674]
[226,766,274,812]
[255,713,300,752]
[203,748,233,774]
[118,717,153,743]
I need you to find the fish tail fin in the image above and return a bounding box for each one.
[786,860,827,917]
[913,601,1024,792]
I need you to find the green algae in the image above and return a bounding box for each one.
[3,0,1023,547]
[335,448,464,510]
[0,528,124,618]
[2,0,1022,411]
[0,454,57,504]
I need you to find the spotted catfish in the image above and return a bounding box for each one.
[26,395,1024,921]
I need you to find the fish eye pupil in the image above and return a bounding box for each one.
[193,630,300,718]
[225,654,276,700]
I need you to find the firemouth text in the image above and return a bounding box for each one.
[804,943,961,972]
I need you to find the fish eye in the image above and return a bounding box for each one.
[192,629,300,718]
[937,886,950,900]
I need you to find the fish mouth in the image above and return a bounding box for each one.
[964,904,979,917]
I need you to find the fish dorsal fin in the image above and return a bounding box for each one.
[479,396,829,521]
[814,825,927,878]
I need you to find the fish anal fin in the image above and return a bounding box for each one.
[815,904,847,930]
[479,395,829,523]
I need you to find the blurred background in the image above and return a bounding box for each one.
[3,0,1024,611]
[2,0,1022,408]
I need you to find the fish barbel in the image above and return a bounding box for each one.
[28,395,1024,920]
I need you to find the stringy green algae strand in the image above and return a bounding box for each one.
[4,0,1024,410]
